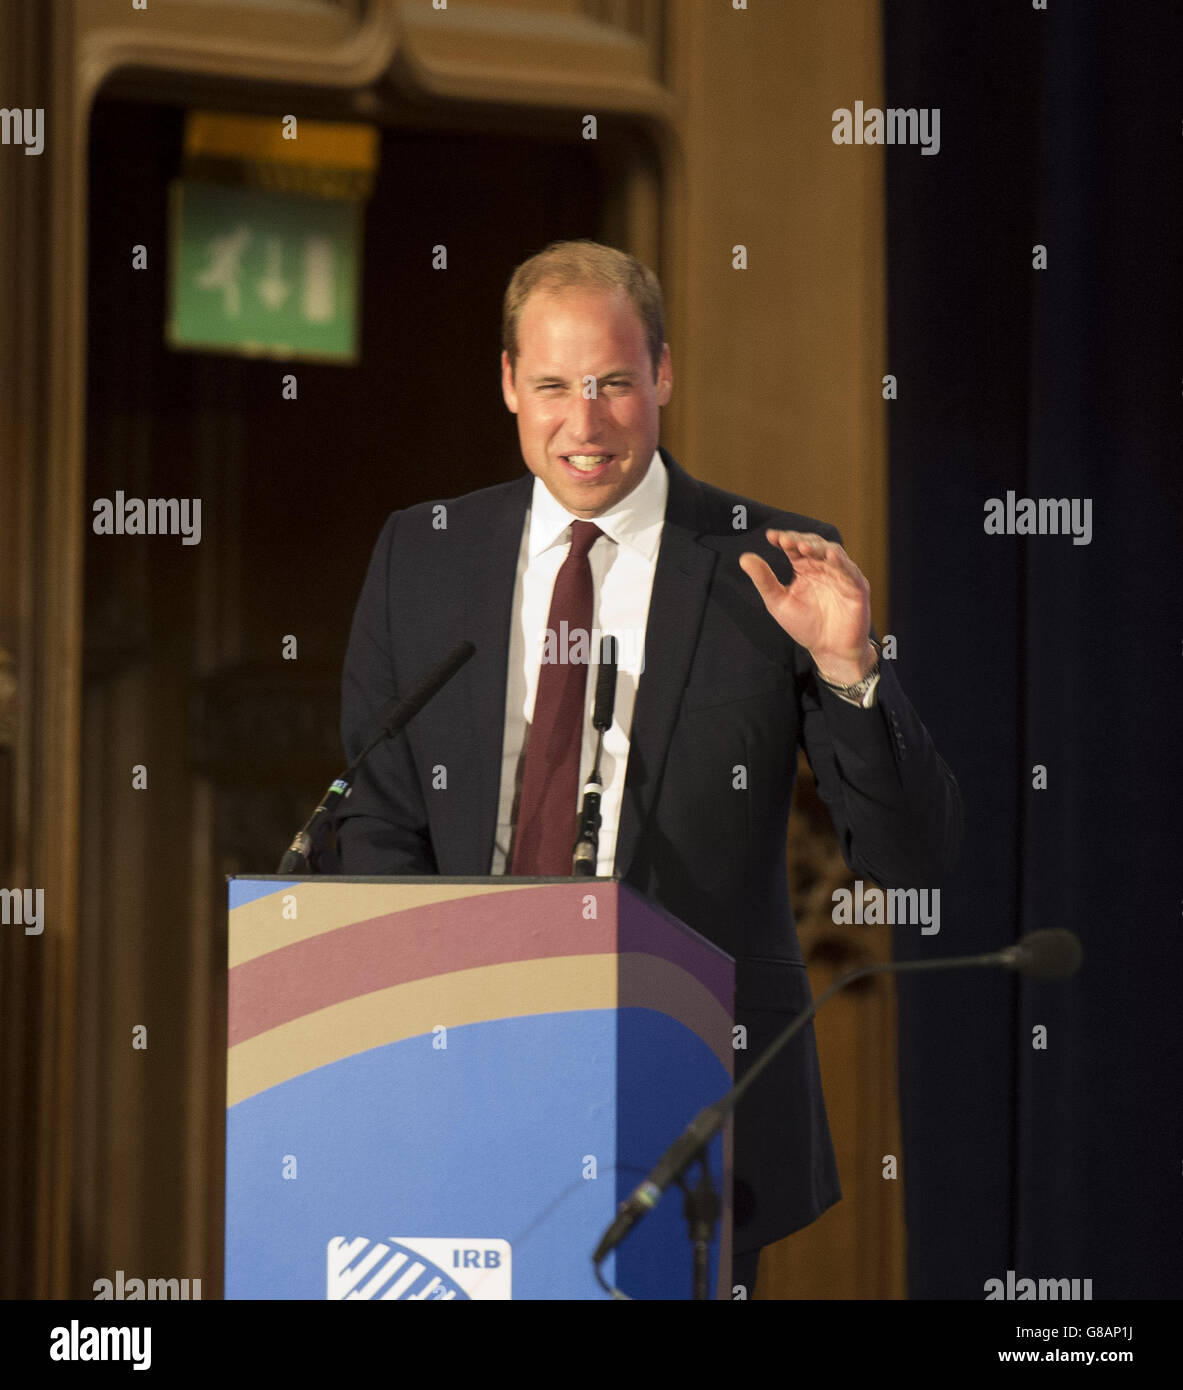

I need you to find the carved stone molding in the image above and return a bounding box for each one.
[74,0,401,111]
[391,0,671,120]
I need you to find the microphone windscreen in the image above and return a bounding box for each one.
[1013,928,1083,980]
[594,636,618,731]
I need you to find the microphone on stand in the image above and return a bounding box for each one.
[573,636,618,877]
[592,926,1084,1290]
[277,641,476,874]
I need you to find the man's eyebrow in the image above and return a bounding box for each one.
[523,369,637,385]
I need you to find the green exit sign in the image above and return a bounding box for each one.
[168,181,361,363]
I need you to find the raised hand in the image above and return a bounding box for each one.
[739,529,876,685]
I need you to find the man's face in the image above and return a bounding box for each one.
[501,286,673,518]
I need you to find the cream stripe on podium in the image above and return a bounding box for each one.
[227,953,733,1105]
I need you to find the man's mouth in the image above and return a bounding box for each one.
[562,453,614,475]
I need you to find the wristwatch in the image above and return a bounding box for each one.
[818,639,882,709]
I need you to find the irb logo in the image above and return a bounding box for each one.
[327,1237,511,1300]
[452,1247,502,1270]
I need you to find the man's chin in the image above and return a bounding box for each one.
[545,454,651,515]
[540,470,619,516]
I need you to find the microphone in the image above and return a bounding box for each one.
[592,639,618,734]
[372,641,476,743]
[572,636,618,877]
[996,928,1082,980]
[277,641,475,874]
[592,927,1083,1271]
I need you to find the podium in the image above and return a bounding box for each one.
[225,876,734,1299]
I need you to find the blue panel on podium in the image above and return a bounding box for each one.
[226,878,734,1299]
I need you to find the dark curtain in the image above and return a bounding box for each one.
[885,1,1183,1298]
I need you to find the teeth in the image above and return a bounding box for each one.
[567,455,610,470]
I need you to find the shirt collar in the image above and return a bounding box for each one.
[527,449,667,562]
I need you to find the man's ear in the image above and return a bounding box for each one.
[657,343,673,407]
[501,350,519,413]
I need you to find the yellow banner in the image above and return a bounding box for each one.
[184,112,377,172]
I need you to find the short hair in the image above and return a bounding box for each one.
[502,240,665,378]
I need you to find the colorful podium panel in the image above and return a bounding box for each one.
[225,877,734,1299]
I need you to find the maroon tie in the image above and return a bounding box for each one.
[510,520,602,875]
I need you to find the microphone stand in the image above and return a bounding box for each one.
[572,728,606,877]
[682,1156,720,1303]
[573,636,617,877]
[593,929,1082,1298]
[665,956,987,1299]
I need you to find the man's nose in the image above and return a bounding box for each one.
[566,385,606,441]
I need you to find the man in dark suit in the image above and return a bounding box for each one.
[336,241,961,1295]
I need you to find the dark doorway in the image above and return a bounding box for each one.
[76,89,610,1295]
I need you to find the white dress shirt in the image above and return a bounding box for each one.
[492,450,667,876]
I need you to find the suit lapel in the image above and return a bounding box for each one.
[465,474,533,872]
[614,449,716,879]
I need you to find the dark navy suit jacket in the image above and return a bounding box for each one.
[336,448,962,1254]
